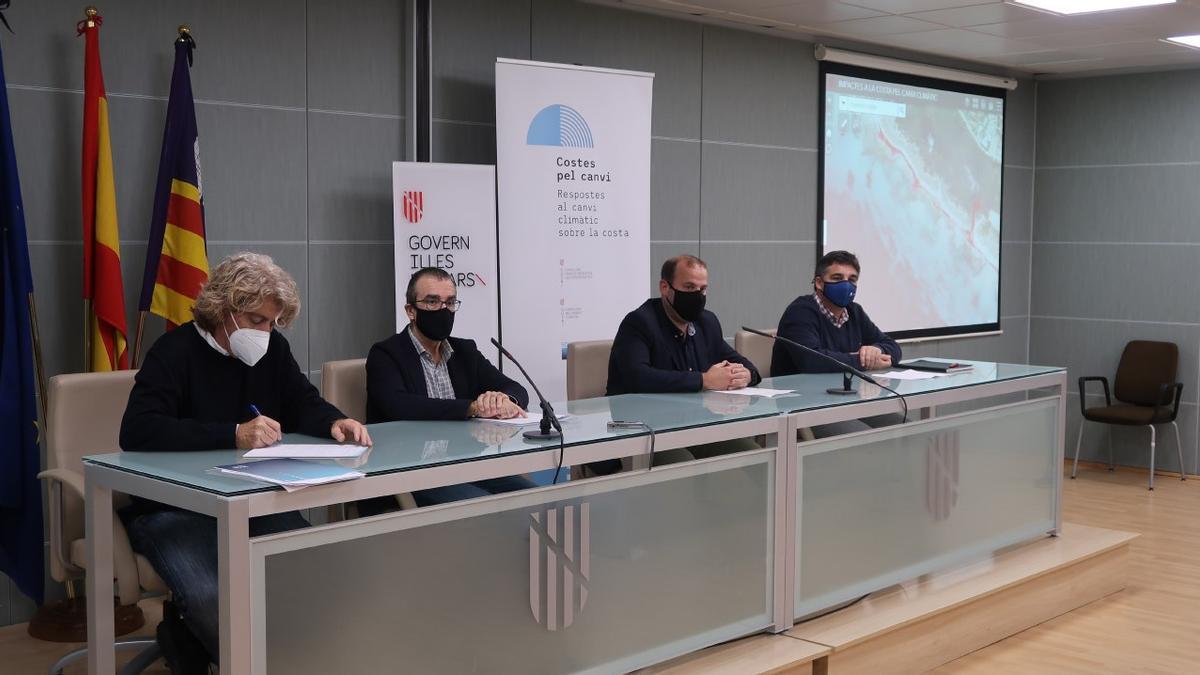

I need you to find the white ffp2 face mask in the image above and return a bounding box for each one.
[225,312,271,367]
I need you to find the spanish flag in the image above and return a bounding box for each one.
[137,30,207,332]
[79,10,128,372]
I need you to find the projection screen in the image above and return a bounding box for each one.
[819,62,1006,340]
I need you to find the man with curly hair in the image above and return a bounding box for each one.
[119,252,370,673]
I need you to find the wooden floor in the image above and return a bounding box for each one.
[4,464,1196,674]
[935,465,1200,674]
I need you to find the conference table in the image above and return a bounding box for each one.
[83,360,1066,674]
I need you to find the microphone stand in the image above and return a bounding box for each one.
[490,338,561,440]
[741,326,908,422]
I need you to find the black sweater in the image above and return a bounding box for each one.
[119,323,345,452]
[770,295,902,376]
[365,327,529,422]
[606,298,761,395]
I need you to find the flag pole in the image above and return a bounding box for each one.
[27,293,48,421]
[132,309,146,368]
[81,299,91,371]
[81,6,96,372]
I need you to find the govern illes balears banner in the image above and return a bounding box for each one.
[496,59,653,399]
[393,162,498,355]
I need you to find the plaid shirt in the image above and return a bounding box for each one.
[813,293,849,328]
[408,327,456,399]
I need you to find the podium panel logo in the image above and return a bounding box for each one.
[402,190,424,224]
[925,430,960,522]
[529,502,590,631]
[526,104,594,148]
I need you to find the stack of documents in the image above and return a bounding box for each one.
[874,369,947,381]
[216,458,365,492]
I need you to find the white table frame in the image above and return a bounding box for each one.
[85,370,1065,674]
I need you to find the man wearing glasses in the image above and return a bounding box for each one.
[364,267,534,507]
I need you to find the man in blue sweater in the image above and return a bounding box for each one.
[772,250,902,436]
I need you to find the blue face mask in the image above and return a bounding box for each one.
[821,279,857,308]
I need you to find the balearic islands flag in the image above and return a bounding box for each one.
[79,11,129,371]
[138,30,207,331]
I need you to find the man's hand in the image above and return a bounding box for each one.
[469,391,526,419]
[236,414,281,449]
[702,361,735,391]
[728,363,752,389]
[857,345,886,370]
[331,418,372,446]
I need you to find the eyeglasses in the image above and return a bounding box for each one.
[413,298,462,312]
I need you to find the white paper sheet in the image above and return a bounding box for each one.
[242,444,369,459]
[717,387,795,398]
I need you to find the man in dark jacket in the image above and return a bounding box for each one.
[607,254,760,396]
[605,255,761,466]
[770,249,901,377]
[772,250,902,438]
[365,267,534,507]
[119,252,370,674]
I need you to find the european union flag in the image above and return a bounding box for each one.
[0,32,45,604]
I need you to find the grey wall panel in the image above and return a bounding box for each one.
[432,0,531,124]
[8,1,307,106]
[1001,242,1030,318]
[306,0,406,115]
[1033,165,1200,243]
[2,2,87,90]
[307,242,396,368]
[206,243,311,373]
[701,27,816,149]
[531,0,702,139]
[1029,317,1200,405]
[195,104,307,242]
[307,112,405,241]
[432,121,496,165]
[9,88,82,243]
[699,143,816,241]
[102,96,168,245]
[940,316,1028,364]
[651,139,701,243]
[898,340,941,359]
[28,243,83,380]
[700,242,816,339]
[1001,166,1032,243]
[1003,79,1036,169]
[1030,243,1200,323]
[1037,70,1200,167]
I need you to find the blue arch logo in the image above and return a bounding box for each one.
[526,104,594,148]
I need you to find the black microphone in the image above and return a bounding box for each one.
[490,338,562,441]
[741,326,908,422]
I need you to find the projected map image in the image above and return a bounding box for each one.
[823,73,1003,334]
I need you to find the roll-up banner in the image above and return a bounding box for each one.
[392,162,498,357]
[495,58,653,400]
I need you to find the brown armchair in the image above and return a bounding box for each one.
[1070,340,1186,490]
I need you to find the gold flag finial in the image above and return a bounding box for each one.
[84,6,98,28]
[177,24,190,36]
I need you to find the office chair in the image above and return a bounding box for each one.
[1071,340,1186,490]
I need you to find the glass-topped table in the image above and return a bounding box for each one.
[83,360,1067,674]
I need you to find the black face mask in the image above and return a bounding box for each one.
[414,307,455,342]
[667,284,707,322]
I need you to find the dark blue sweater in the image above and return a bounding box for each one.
[770,295,901,376]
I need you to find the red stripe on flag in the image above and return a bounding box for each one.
[166,190,205,237]
[155,255,208,300]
